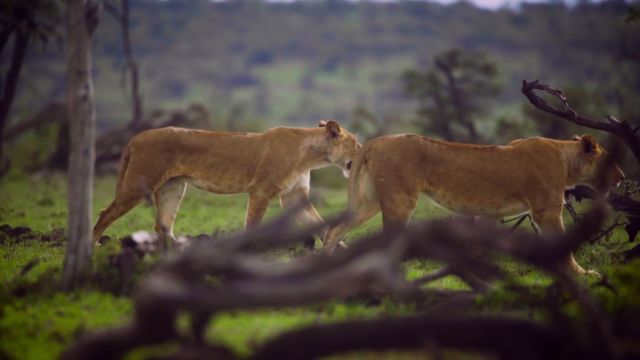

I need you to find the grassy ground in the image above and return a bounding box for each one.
[0,172,632,359]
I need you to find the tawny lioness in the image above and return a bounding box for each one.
[93,120,360,245]
[324,134,624,274]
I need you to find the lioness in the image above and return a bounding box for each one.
[93,120,360,245]
[324,134,624,274]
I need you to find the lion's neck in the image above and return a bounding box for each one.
[298,129,333,171]
[561,143,583,186]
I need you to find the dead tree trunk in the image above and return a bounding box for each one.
[61,0,100,291]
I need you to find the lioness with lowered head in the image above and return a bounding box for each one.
[324,134,624,275]
[93,120,360,245]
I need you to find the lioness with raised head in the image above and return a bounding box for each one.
[324,134,624,275]
[93,120,360,244]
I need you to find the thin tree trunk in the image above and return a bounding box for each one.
[0,29,30,174]
[0,24,16,55]
[62,0,98,291]
[120,0,143,127]
[106,0,143,127]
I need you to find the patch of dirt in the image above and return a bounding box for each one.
[0,224,66,245]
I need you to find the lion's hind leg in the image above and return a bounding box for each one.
[93,190,145,245]
[378,181,419,233]
[324,180,381,253]
[154,178,188,240]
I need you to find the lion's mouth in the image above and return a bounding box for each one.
[346,161,352,170]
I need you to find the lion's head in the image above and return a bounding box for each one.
[319,120,361,178]
[572,134,625,190]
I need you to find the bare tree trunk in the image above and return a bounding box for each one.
[0,28,30,175]
[62,0,99,291]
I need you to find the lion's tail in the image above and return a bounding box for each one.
[349,146,365,182]
[115,143,132,194]
[347,144,372,204]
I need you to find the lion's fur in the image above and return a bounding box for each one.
[94,122,360,244]
[325,134,624,274]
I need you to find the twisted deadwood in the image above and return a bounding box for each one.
[63,196,613,360]
[251,316,564,360]
[521,80,640,162]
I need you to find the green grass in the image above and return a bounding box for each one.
[0,173,634,359]
[0,292,132,360]
[0,241,65,295]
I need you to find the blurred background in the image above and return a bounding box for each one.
[3,0,639,179]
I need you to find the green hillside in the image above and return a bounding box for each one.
[11,0,638,134]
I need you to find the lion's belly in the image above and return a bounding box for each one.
[186,176,249,194]
[426,189,528,217]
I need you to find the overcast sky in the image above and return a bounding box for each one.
[263,0,555,10]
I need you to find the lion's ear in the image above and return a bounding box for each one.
[318,120,327,128]
[580,134,597,154]
[324,120,341,138]
[571,135,581,141]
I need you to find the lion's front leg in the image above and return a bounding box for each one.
[245,190,274,229]
[530,206,598,276]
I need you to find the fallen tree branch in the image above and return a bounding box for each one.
[64,199,609,359]
[252,316,565,360]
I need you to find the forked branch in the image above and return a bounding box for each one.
[521,80,640,162]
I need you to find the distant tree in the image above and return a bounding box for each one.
[0,0,62,175]
[62,0,100,291]
[494,116,534,143]
[104,0,144,127]
[349,105,392,140]
[610,12,640,129]
[403,49,500,143]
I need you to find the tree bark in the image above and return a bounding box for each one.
[62,0,98,291]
